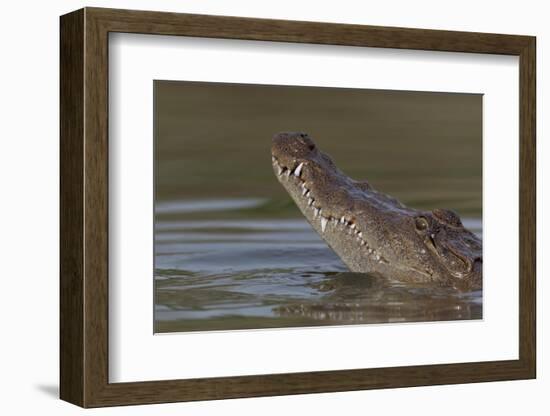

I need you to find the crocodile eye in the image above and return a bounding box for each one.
[415,217,429,232]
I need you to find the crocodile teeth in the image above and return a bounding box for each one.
[314,208,320,218]
[308,198,314,206]
[350,223,356,230]
[340,216,346,224]
[321,217,328,232]
[302,187,308,196]
[304,191,310,197]
[285,169,291,177]
[294,162,304,177]
[277,166,283,175]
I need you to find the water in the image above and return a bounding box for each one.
[154,199,482,333]
[153,82,482,332]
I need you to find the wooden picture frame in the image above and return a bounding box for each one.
[60,7,536,408]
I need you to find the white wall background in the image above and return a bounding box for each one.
[0,0,545,414]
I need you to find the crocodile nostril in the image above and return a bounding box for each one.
[296,133,316,151]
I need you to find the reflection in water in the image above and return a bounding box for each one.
[274,272,481,324]
[155,199,482,333]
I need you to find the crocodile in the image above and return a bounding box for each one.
[271,132,482,291]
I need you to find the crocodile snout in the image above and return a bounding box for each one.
[272,132,317,162]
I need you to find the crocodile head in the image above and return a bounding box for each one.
[271,132,482,291]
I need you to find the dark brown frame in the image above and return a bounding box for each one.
[60,7,536,408]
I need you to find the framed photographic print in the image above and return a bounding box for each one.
[60,7,536,407]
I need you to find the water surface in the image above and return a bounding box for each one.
[155,199,482,333]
